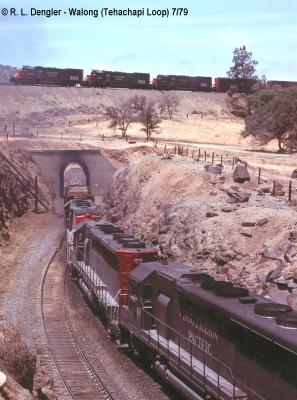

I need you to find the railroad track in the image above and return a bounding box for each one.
[41,238,115,400]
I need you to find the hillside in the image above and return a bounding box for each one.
[0,85,251,148]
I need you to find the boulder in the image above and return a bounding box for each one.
[261,241,292,260]
[260,186,271,193]
[289,230,297,242]
[214,249,236,266]
[159,225,169,234]
[221,206,234,212]
[266,259,287,282]
[241,221,256,227]
[233,164,250,183]
[291,169,297,179]
[206,211,219,218]
[256,217,269,226]
[224,188,250,203]
[204,164,222,174]
[272,181,285,196]
[0,371,6,388]
[239,227,253,237]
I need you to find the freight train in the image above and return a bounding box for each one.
[10,65,297,93]
[64,191,297,400]
[3,65,253,93]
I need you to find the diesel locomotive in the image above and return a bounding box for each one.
[10,66,83,86]
[64,194,297,400]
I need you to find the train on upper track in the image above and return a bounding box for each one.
[9,65,297,93]
[63,183,297,400]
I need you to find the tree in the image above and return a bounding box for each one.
[242,87,297,152]
[131,95,160,141]
[227,45,258,79]
[159,93,180,120]
[104,99,137,138]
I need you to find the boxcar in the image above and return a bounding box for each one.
[267,80,297,89]
[215,77,257,93]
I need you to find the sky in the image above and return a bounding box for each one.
[0,0,297,81]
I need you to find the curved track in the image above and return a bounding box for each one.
[41,239,115,400]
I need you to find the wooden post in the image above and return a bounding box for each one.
[272,180,275,196]
[198,148,201,159]
[204,151,207,162]
[35,176,38,214]
[220,155,223,165]
[289,180,292,202]
[164,144,167,153]
[12,122,15,136]
[258,168,261,184]
[192,149,194,158]
[232,157,235,168]
[211,152,214,165]
[174,145,176,154]
[186,147,189,157]
[181,146,184,156]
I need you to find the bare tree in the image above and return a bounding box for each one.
[159,93,180,119]
[104,99,136,138]
[138,99,161,141]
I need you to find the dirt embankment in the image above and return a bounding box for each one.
[104,152,297,301]
[0,144,50,245]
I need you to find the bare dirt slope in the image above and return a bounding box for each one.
[104,151,297,304]
[0,85,251,148]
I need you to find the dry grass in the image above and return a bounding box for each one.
[0,318,36,390]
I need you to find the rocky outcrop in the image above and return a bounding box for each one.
[0,147,48,245]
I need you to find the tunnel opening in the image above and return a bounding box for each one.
[61,162,90,198]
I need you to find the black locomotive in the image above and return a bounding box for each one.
[10,66,83,86]
[64,194,297,400]
[86,70,150,89]
[153,75,213,91]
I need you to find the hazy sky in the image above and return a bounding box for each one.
[0,0,297,80]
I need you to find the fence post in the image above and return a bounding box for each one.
[35,176,38,214]
[12,122,15,136]
[289,180,292,202]
[272,180,275,196]
[211,152,214,165]
[220,155,223,165]
[232,157,235,168]
[192,149,194,158]
[204,151,207,162]
[258,168,261,184]
[186,147,188,157]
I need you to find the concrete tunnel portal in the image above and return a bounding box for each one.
[30,149,116,199]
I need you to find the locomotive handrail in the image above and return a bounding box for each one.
[130,303,266,400]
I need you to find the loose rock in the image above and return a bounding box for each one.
[256,217,269,226]
[204,164,222,174]
[233,164,250,183]
[206,211,219,218]
[239,227,253,237]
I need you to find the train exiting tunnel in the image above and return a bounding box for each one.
[30,149,115,198]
